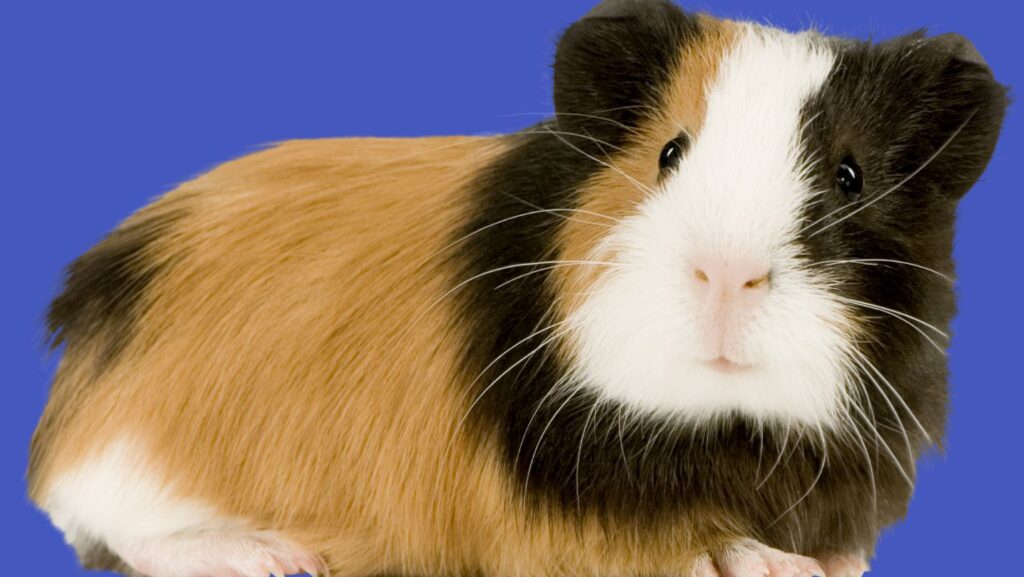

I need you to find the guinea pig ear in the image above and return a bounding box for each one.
[896,32,1009,199]
[553,0,700,147]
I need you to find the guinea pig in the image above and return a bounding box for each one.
[28,1,1008,576]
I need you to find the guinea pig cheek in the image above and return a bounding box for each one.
[562,192,856,428]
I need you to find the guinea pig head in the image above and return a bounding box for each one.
[549,0,1009,432]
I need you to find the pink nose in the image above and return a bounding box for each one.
[691,258,772,306]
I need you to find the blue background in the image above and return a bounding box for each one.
[2,1,1019,574]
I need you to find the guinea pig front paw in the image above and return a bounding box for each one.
[819,553,870,577]
[698,538,826,577]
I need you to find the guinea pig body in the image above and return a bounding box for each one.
[28,2,1007,577]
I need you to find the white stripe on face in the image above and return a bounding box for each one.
[568,25,854,427]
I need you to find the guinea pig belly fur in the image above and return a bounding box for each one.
[28,1,1007,577]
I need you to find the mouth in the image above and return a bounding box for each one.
[705,356,753,374]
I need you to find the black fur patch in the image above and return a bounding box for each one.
[77,540,141,576]
[29,206,183,492]
[47,207,182,370]
[553,0,698,148]
[798,30,1010,431]
[453,1,1007,560]
[786,29,1008,550]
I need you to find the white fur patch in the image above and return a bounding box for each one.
[44,438,220,550]
[567,26,854,427]
[41,439,322,577]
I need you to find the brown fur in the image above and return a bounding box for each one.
[30,19,752,577]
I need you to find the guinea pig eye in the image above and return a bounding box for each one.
[658,133,690,175]
[836,156,863,199]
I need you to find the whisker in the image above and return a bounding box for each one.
[755,420,766,480]
[848,389,915,488]
[639,415,673,471]
[836,296,948,355]
[842,355,881,506]
[498,187,626,232]
[432,208,617,261]
[778,427,807,478]
[767,425,828,527]
[509,259,613,497]
[840,404,879,518]
[408,259,618,340]
[513,371,577,483]
[494,261,620,290]
[616,406,635,488]
[575,397,603,516]
[840,296,949,338]
[515,371,577,526]
[852,348,933,444]
[541,127,658,198]
[756,419,793,490]
[848,350,917,486]
[431,320,570,516]
[453,320,571,425]
[500,111,643,135]
[522,386,585,514]
[816,258,954,285]
[799,110,824,137]
[520,128,627,154]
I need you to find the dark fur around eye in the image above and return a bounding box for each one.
[659,133,691,175]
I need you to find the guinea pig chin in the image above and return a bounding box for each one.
[563,29,855,428]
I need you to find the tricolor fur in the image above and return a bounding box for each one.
[28,1,1007,576]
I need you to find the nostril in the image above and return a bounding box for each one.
[690,258,771,295]
[743,271,771,290]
